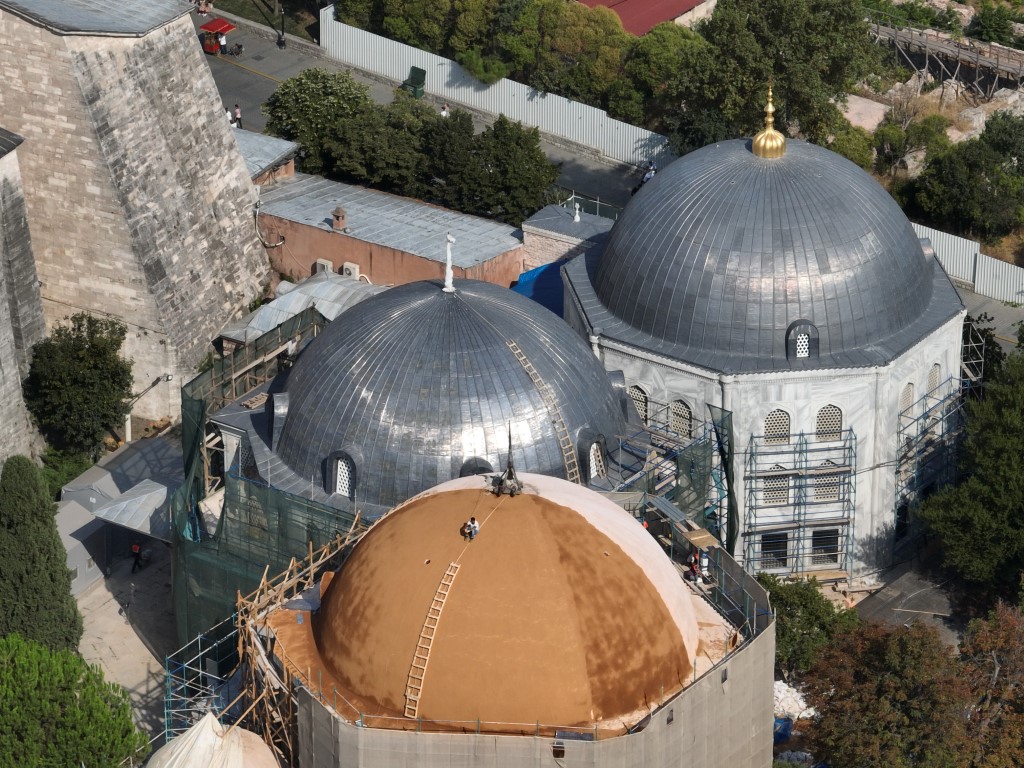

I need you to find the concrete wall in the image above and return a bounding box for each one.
[0,11,270,421]
[261,214,526,288]
[297,615,775,768]
[0,149,42,462]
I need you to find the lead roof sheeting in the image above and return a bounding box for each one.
[258,174,522,267]
[218,273,385,343]
[235,130,298,179]
[522,204,613,242]
[579,138,964,372]
[91,479,173,541]
[0,127,24,159]
[0,0,190,35]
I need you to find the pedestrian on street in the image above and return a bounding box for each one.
[440,102,450,118]
[218,32,228,55]
[233,104,242,129]
[226,107,234,126]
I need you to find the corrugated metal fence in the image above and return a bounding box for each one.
[318,6,673,167]
[913,222,1024,304]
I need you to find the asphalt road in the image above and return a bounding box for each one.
[195,11,637,208]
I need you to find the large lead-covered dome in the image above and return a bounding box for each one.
[276,279,625,510]
[580,138,961,372]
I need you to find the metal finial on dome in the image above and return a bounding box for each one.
[443,232,456,293]
[752,85,786,159]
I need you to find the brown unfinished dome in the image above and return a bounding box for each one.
[313,474,699,731]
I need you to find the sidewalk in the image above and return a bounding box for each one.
[194,10,636,207]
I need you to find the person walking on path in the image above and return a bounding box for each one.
[233,104,242,129]
[130,542,142,573]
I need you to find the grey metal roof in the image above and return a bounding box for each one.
[523,204,613,243]
[258,174,522,268]
[0,128,24,159]
[574,138,964,373]
[273,279,627,511]
[234,129,298,180]
[218,272,385,344]
[0,0,190,36]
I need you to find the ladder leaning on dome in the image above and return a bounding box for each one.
[404,562,461,719]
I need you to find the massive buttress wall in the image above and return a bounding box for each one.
[0,149,42,461]
[0,10,269,420]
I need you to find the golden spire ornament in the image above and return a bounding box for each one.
[752,85,786,159]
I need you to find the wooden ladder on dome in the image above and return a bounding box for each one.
[506,341,582,484]
[404,562,460,719]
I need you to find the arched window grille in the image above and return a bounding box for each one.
[815,405,842,441]
[335,455,355,498]
[815,460,840,502]
[670,399,693,438]
[764,409,791,444]
[589,443,606,479]
[899,383,915,414]
[795,333,810,358]
[628,385,649,424]
[928,363,941,393]
[764,464,790,506]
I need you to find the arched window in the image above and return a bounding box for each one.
[628,385,649,424]
[670,399,693,438]
[764,464,790,506]
[764,409,791,444]
[589,443,606,480]
[815,405,842,441]
[815,460,840,502]
[899,383,915,415]
[928,363,941,393]
[335,455,355,498]
[786,321,819,361]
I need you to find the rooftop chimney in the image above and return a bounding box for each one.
[332,206,347,231]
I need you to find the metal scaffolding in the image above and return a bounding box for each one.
[743,429,857,580]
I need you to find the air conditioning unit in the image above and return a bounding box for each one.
[342,262,360,279]
[314,258,333,274]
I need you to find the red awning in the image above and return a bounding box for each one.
[199,18,236,34]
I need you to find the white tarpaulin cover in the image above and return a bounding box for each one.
[148,713,280,768]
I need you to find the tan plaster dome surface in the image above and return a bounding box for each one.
[313,473,699,730]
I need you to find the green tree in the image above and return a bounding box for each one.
[968,3,1015,46]
[454,115,560,224]
[830,122,874,170]
[379,0,450,52]
[0,634,149,766]
[982,110,1024,174]
[757,574,859,680]
[425,108,478,208]
[680,0,877,143]
[263,68,377,176]
[916,139,1024,241]
[0,456,82,650]
[803,622,971,768]
[874,114,949,176]
[959,603,1024,767]
[24,313,133,455]
[919,353,1024,590]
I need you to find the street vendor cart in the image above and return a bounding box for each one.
[199,18,236,55]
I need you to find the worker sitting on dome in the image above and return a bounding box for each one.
[464,517,480,541]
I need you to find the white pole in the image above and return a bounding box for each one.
[443,232,456,293]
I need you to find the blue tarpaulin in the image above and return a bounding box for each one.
[511,262,564,316]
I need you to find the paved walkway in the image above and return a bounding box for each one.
[194,10,637,207]
[78,541,178,748]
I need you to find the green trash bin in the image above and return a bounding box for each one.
[401,66,426,99]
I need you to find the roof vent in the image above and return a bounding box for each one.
[332,206,347,231]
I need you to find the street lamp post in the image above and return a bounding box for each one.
[123,373,173,443]
[278,7,286,49]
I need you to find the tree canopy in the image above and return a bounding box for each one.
[23,313,133,455]
[0,634,149,767]
[918,352,1024,591]
[803,622,971,768]
[757,574,859,680]
[264,70,559,225]
[0,456,82,651]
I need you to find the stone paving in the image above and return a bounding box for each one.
[77,540,178,748]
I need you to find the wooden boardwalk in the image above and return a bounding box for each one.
[872,21,1024,94]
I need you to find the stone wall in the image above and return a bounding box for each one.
[0,11,270,420]
[0,149,42,461]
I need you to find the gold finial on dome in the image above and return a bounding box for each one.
[752,85,786,159]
